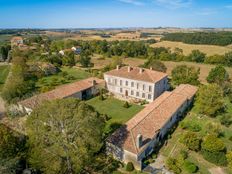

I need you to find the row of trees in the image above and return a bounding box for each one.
[162,32,232,46]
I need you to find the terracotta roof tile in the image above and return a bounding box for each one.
[105,66,168,83]
[18,77,105,109]
[107,84,198,155]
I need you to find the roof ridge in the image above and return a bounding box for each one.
[130,130,139,154]
[130,92,174,132]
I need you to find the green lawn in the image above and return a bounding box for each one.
[0,65,10,91]
[86,96,144,132]
[36,67,91,91]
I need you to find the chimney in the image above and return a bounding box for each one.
[139,68,144,74]
[116,65,120,70]
[92,80,96,86]
[128,66,132,72]
[136,134,143,148]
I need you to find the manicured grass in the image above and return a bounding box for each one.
[0,65,10,91]
[36,67,91,90]
[86,96,144,130]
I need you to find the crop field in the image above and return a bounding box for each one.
[151,41,232,56]
[91,57,232,84]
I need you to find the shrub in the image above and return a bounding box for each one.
[229,136,232,141]
[99,94,104,101]
[180,120,201,132]
[126,162,134,172]
[183,161,198,173]
[202,150,227,166]
[205,122,223,137]
[201,135,227,166]
[166,157,181,174]
[123,101,130,108]
[219,114,232,127]
[180,131,201,151]
[180,150,188,160]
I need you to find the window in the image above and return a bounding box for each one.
[126,81,128,86]
[149,86,152,92]
[131,90,134,95]
[120,88,123,93]
[148,94,151,99]
[131,82,134,87]
[143,84,145,91]
[137,83,139,89]
[136,92,139,97]
[120,80,122,86]
[142,93,145,98]
[114,79,117,85]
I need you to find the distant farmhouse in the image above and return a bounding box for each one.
[104,66,168,103]
[106,84,198,170]
[18,77,104,114]
[11,36,24,47]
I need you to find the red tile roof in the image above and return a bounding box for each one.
[105,66,168,83]
[18,77,105,109]
[107,84,198,155]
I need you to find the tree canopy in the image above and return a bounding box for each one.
[171,65,200,86]
[195,84,224,116]
[26,98,105,174]
[207,65,229,85]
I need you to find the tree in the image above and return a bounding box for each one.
[0,124,27,174]
[166,157,182,174]
[79,51,92,67]
[195,84,224,116]
[26,98,105,174]
[126,162,134,171]
[201,135,227,165]
[226,151,232,171]
[171,65,200,86]
[1,56,35,103]
[180,131,201,151]
[144,59,167,72]
[207,65,229,85]
[188,50,206,63]
[224,52,232,67]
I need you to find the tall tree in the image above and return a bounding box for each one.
[26,98,105,174]
[195,84,224,117]
[188,50,206,63]
[207,65,229,85]
[144,59,167,72]
[171,65,200,86]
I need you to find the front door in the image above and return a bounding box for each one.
[125,90,128,97]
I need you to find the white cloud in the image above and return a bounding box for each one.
[155,0,192,9]
[117,0,145,6]
[225,5,232,9]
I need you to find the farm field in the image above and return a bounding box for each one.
[91,56,232,84]
[86,96,144,132]
[151,41,232,56]
[0,65,10,91]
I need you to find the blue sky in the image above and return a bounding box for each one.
[0,0,232,28]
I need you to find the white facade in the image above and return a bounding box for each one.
[104,74,168,103]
